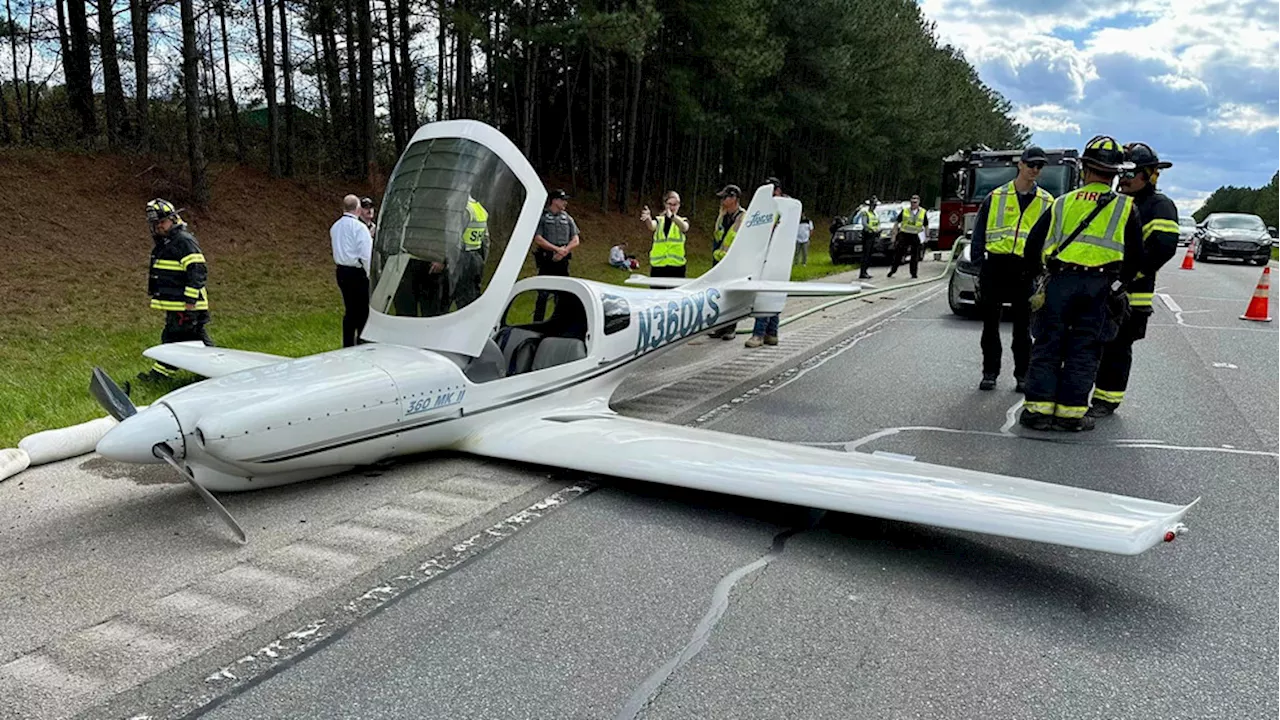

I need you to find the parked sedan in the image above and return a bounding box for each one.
[1193,213,1273,265]
[1177,216,1196,246]
[947,238,980,317]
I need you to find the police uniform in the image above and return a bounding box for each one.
[972,175,1054,389]
[143,200,213,379]
[888,204,929,278]
[1019,136,1145,432]
[452,197,490,309]
[856,201,879,279]
[533,198,579,322]
[1089,144,1180,417]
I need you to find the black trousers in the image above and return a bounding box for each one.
[1093,311,1150,407]
[153,310,213,375]
[453,251,485,309]
[888,232,920,277]
[1024,271,1111,418]
[651,265,687,278]
[858,230,876,276]
[336,264,370,347]
[978,255,1031,378]
[533,251,570,321]
[393,259,451,318]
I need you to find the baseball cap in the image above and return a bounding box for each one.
[549,188,570,201]
[716,184,742,198]
[1020,146,1048,166]
[360,197,374,208]
[763,176,781,190]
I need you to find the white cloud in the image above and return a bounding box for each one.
[1015,103,1082,134]
[1209,104,1280,133]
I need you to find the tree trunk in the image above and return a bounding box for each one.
[262,0,279,175]
[435,0,444,121]
[396,0,414,132]
[179,0,208,203]
[278,0,294,175]
[20,1,39,141]
[599,53,609,213]
[218,1,244,162]
[97,0,128,146]
[381,0,402,151]
[638,86,656,206]
[620,54,640,214]
[453,0,469,118]
[357,0,373,178]
[203,13,221,144]
[3,0,19,143]
[320,13,345,161]
[64,0,96,140]
[128,0,148,149]
[344,1,359,171]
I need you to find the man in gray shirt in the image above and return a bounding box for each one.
[532,188,581,321]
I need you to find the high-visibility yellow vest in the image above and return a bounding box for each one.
[651,215,687,267]
[712,210,741,262]
[899,206,926,234]
[1043,182,1133,267]
[985,181,1053,257]
[863,209,880,232]
[463,199,488,251]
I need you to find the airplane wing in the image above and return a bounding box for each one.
[143,342,291,378]
[721,280,867,296]
[623,276,692,288]
[461,411,1195,555]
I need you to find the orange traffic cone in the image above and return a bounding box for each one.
[1180,244,1195,270]
[1240,265,1272,322]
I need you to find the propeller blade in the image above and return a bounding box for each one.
[152,443,248,543]
[90,367,138,422]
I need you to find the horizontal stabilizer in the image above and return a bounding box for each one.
[623,275,692,288]
[721,280,866,296]
[464,411,1195,556]
[143,342,290,378]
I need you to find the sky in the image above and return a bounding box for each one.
[918,0,1280,214]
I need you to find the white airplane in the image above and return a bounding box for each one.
[92,120,1196,554]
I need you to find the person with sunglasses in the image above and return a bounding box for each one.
[641,190,691,278]
[970,146,1055,392]
[1086,143,1179,419]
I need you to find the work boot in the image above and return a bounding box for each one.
[1054,416,1097,432]
[1017,408,1054,431]
[979,373,997,391]
[1014,375,1027,393]
[1085,401,1117,418]
[744,335,764,348]
[763,335,779,346]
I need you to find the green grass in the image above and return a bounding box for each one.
[0,234,857,447]
[1272,245,1277,261]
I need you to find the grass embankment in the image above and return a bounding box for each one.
[0,149,853,446]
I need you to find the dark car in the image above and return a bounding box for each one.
[829,204,909,265]
[1193,213,1273,265]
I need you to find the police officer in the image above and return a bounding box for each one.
[708,184,745,340]
[855,197,880,280]
[452,194,489,309]
[532,189,580,321]
[1018,136,1145,432]
[888,194,929,279]
[138,198,213,381]
[1087,143,1179,418]
[641,190,690,278]
[971,146,1055,392]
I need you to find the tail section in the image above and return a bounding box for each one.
[688,184,779,287]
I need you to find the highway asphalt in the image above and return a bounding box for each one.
[194,259,1278,720]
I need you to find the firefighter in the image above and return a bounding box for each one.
[971,146,1055,392]
[1018,136,1145,432]
[1087,143,1179,418]
[855,197,880,280]
[138,198,213,381]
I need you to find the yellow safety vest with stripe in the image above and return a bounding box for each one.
[1042,182,1133,268]
[148,227,209,311]
[463,199,489,251]
[861,209,880,232]
[985,182,1053,257]
[650,215,688,267]
[712,209,742,262]
[899,206,926,234]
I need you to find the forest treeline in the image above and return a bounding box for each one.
[1193,172,1279,229]
[0,0,1029,213]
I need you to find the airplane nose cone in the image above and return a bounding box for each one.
[96,404,185,464]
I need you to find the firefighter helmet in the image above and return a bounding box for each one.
[145,198,183,225]
[1081,135,1128,172]
[1123,142,1172,170]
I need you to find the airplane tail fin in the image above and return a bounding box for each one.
[688,184,780,287]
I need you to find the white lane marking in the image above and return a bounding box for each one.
[1212,362,1239,369]
[1159,293,1183,313]
[1001,400,1022,436]
[824,426,1278,458]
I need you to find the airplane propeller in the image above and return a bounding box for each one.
[90,367,247,543]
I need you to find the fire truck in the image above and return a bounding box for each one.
[934,146,1081,252]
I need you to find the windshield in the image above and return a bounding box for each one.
[1208,215,1266,231]
[970,164,1073,200]
[370,136,527,317]
[1179,217,1196,228]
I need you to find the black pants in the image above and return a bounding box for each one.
[651,265,687,278]
[978,255,1032,378]
[453,251,485,309]
[153,310,213,375]
[888,232,920,277]
[1093,311,1150,407]
[533,251,570,321]
[858,231,876,277]
[1023,271,1111,419]
[336,264,370,347]
[393,258,451,318]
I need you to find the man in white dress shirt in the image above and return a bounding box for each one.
[331,194,373,347]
